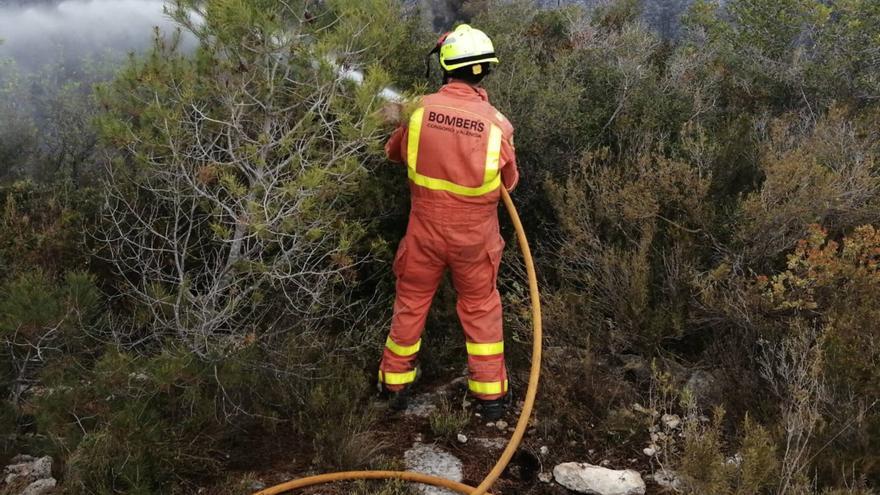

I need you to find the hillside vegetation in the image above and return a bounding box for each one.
[1,0,879,493]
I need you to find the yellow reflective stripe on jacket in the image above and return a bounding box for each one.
[406,108,502,197]
[483,124,502,184]
[378,369,418,386]
[468,379,509,395]
[407,168,501,197]
[386,337,421,357]
[407,107,425,170]
[466,341,504,356]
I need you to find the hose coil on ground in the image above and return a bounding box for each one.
[256,188,542,495]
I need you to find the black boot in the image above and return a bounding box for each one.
[386,387,411,412]
[377,368,419,412]
[476,394,509,421]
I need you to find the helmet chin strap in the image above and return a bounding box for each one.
[425,32,451,79]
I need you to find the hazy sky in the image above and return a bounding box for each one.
[0,0,189,70]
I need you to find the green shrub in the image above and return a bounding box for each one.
[676,409,779,495]
[428,397,470,444]
[299,357,388,471]
[0,181,96,281]
[38,349,223,494]
[0,270,100,408]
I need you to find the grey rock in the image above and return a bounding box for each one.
[404,393,440,418]
[661,414,681,430]
[21,478,57,495]
[651,469,682,491]
[404,443,463,495]
[472,437,506,450]
[4,456,52,485]
[553,462,646,495]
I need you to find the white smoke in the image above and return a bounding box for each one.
[0,0,193,70]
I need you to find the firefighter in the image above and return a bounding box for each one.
[378,24,519,421]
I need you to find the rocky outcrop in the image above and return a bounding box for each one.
[552,462,645,495]
[3,455,57,495]
[404,443,463,495]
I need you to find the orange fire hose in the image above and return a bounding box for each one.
[256,187,542,495]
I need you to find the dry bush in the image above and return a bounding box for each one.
[548,151,711,352]
[737,110,880,265]
[755,225,880,484]
[758,320,828,495]
[675,406,780,495]
[678,407,735,493]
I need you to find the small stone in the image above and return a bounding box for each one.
[539,472,553,483]
[588,449,595,455]
[661,414,681,430]
[495,420,508,430]
[600,459,611,466]
[456,434,468,444]
[726,453,743,466]
[414,434,423,442]
[248,480,267,491]
[472,437,506,450]
[540,446,549,456]
[21,478,57,495]
[486,422,495,428]
[643,447,657,457]
[653,469,682,491]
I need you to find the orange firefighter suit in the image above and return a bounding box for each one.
[378,81,519,400]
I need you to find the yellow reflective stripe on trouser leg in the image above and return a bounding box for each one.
[466,341,504,356]
[468,379,509,395]
[386,337,421,357]
[379,369,418,386]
